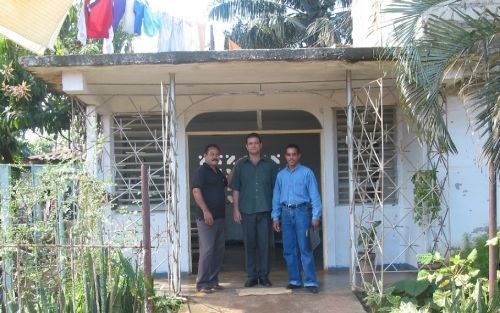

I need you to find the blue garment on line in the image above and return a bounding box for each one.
[133,0,145,35]
[112,0,126,31]
[143,4,162,36]
[271,163,322,221]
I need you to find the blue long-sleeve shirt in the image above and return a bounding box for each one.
[272,164,322,221]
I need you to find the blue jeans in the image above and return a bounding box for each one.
[281,206,318,287]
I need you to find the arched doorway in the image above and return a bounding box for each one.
[186,110,323,273]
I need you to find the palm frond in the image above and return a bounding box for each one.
[209,0,287,22]
[386,0,499,165]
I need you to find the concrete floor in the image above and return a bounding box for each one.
[156,244,366,313]
[156,244,415,313]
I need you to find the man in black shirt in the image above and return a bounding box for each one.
[191,144,227,293]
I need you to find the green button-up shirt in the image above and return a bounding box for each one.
[230,156,279,214]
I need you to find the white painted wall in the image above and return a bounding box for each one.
[446,93,499,245]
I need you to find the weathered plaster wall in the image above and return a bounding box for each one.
[446,94,499,245]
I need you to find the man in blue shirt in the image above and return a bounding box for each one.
[272,144,322,294]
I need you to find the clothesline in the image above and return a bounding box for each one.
[79,0,227,53]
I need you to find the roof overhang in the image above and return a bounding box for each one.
[20,48,396,110]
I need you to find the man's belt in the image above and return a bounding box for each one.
[282,202,310,209]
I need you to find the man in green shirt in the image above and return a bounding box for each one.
[230,133,278,287]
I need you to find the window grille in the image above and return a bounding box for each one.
[113,114,165,209]
[336,106,398,204]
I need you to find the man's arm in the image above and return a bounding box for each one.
[192,188,214,225]
[232,190,242,224]
[271,174,282,232]
[307,170,322,230]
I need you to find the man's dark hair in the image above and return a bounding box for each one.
[245,132,262,144]
[204,144,221,154]
[285,144,301,154]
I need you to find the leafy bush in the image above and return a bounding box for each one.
[365,249,499,312]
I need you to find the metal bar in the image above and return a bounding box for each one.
[168,72,181,295]
[489,162,497,296]
[141,164,153,313]
[0,164,13,312]
[346,70,356,289]
[379,78,384,292]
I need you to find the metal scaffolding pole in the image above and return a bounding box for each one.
[162,73,181,295]
[346,70,356,289]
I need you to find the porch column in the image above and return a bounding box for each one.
[101,114,114,191]
[86,105,98,176]
[346,70,356,289]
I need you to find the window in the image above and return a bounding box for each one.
[336,107,397,204]
[113,114,165,209]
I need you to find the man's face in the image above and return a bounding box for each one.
[204,147,220,167]
[245,137,262,155]
[285,147,301,168]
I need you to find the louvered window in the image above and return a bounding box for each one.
[113,114,165,209]
[336,107,398,204]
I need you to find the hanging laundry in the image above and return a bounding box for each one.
[112,0,126,32]
[158,14,185,52]
[143,3,162,37]
[122,0,135,34]
[103,27,114,54]
[197,23,207,51]
[77,6,87,45]
[85,0,113,39]
[183,20,199,51]
[133,0,145,35]
[228,38,241,50]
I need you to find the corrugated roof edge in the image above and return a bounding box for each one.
[20,47,391,68]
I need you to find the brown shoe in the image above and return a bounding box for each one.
[212,284,224,291]
[197,287,213,294]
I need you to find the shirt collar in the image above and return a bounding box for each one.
[203,162,219,173]
[286,163,302,172]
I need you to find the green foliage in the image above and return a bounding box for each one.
[462,230,499,280]
[366,249,499,312]
[411,169,441,226]
[0,38,70,164]
[0,163,182,312]
[210,0,352,48]
[358,220,381,254]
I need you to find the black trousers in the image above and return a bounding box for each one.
[241,211,271,279]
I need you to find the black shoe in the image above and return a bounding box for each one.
[306,286,319,294]
[286,284,302,290]
[259,277,272,287]
[244,278,258,287]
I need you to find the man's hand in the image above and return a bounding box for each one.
[233,209,242,224]
[311,219,320,231]
[273,220,281,232]
[203,211,214,225]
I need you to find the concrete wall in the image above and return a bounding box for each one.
[446,93,499,245]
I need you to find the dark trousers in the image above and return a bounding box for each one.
[241,212,271,279]
[196,218,225,289]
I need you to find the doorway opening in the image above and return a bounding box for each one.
[187,110,323,274]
